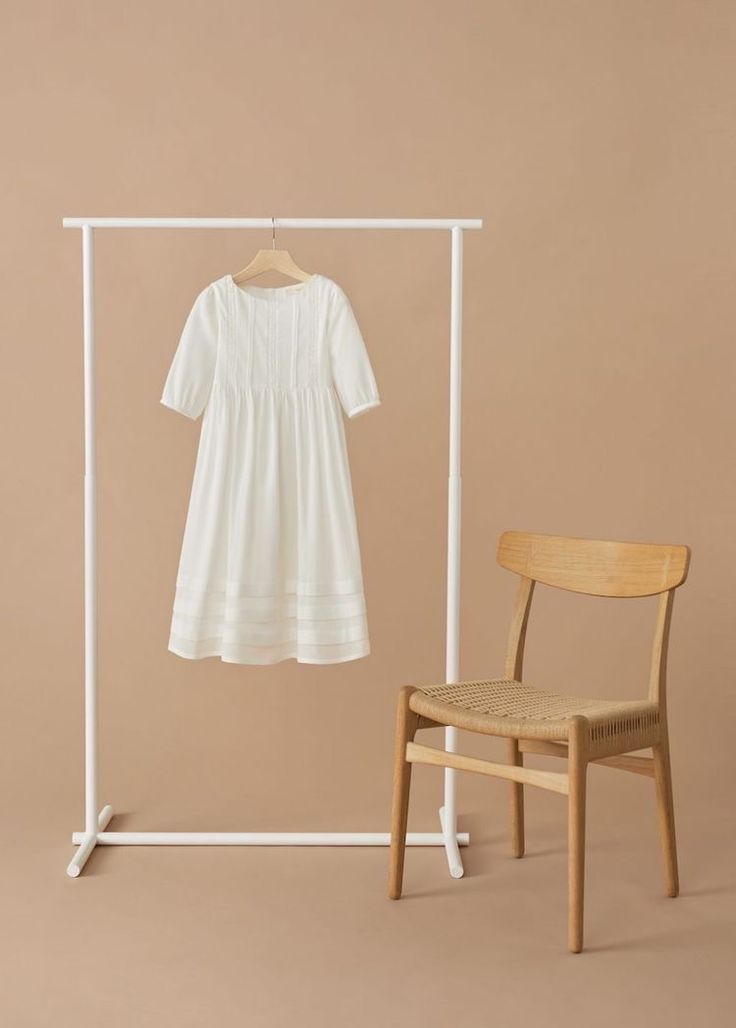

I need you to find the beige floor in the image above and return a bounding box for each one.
[4,765,733,1027]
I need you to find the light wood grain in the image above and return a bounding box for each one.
[503,576,535,680]
[649,589,675,708]
[507,738,525,857]
[497,530,690,598]
[232,233,313,284]
[405,742,570,795]
[388,687,419,900]
[519,738,656,777]
[653,726,679,898]
[567,717,589,953]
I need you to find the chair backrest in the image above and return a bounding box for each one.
[497,530,690,598]
[496,530,691,705]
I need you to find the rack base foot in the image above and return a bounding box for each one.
[70,829,469,847]
[66,804,114,877]
[67,809,468,874]
[439,805,465,879]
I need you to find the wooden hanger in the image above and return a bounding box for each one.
[231,217,313,284]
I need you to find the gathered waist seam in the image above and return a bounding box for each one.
[210,382,337,397]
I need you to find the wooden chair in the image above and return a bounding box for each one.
[388,530,690,952]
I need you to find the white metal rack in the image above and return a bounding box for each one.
[63,216,483,878]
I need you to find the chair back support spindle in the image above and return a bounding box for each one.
[649,589,676,710]
[503,576,535,680]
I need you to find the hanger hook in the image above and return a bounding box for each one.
[272,216,276,250]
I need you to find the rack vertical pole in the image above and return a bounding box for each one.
[82,224,98,835]
[67,225,108,877]
[440,225,465,878]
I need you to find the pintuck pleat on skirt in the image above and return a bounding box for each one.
[169,581,369,665]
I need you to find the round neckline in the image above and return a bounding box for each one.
[228,273,320,300]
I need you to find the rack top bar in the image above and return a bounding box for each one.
[62,216,483,230]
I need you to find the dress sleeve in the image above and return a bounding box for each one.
[160,284,219,420]
[327,283,381,418]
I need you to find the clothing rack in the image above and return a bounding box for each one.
[62,216,483,879]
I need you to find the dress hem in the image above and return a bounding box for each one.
[167,643,370,666]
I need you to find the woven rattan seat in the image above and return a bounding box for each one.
[388,531,691,953]
[409,678,660,760]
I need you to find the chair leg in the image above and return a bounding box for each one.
[507,738,525,858]
[567,716,589,953]
[388,686,420,900]
[653,727,679,898]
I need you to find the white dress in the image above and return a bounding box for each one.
[160,273,380,665]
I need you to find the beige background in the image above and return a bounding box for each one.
[2,1,735,1025]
